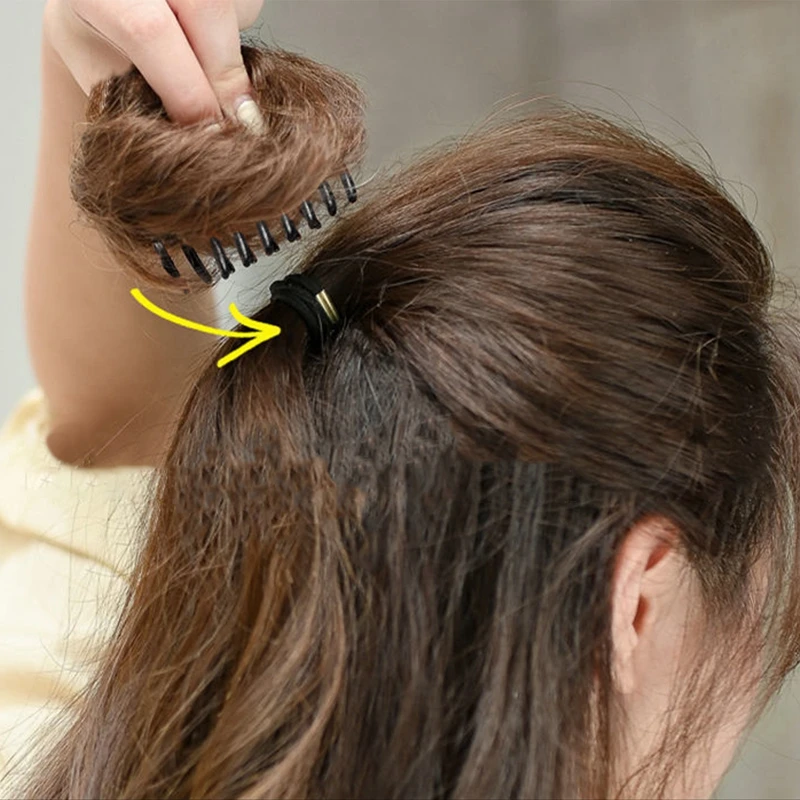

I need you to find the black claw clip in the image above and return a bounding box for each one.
[153,168,358,281]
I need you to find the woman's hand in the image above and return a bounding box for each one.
[29,0,263,467]
[43,0,265,129]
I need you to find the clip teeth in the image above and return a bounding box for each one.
[281,213,301,242]
[341,171,357,203]
[211,236,236,279]
[233,231,257,266]
[181,244,214,284]
[257,221,280,255]
[319,181,337,216]
[300,200,322,229]
[155,171,358,281]
[153,240,180,277]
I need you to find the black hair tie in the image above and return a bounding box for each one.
[269,273,341,351]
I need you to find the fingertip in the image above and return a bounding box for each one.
[233,94,265,134]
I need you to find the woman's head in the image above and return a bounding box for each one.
[22,48,800,799]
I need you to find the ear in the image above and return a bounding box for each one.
[610,515,681,695]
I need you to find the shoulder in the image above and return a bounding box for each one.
[0,386,157,574]
[0,388,157,790]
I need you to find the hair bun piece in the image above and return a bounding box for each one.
[71,46,367,290]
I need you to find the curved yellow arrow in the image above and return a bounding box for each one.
[130,288,281,368]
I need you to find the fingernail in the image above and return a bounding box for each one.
[205,122,222,133]
[235,97,265,134]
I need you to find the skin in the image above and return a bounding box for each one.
[610,518,754,797]
[27,0,264,470]
[26,5,750,795]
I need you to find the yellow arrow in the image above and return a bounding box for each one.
[130,288,281,368]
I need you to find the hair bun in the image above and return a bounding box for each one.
[70,46,367,288]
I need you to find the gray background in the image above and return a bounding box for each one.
[1,1,799,796]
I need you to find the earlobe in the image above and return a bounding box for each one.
[610,516,679,695]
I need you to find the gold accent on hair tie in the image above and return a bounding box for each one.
[316,289,340,324]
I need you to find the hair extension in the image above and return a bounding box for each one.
[70,46,367,289]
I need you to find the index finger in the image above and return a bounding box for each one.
[167,0,256,121]
[109,1,221,124]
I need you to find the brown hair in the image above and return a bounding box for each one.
[18,45,800,799]
[70,46,367,288]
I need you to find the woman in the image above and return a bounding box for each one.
[1,0,799,797]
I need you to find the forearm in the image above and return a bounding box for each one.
[25,24,219,468]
